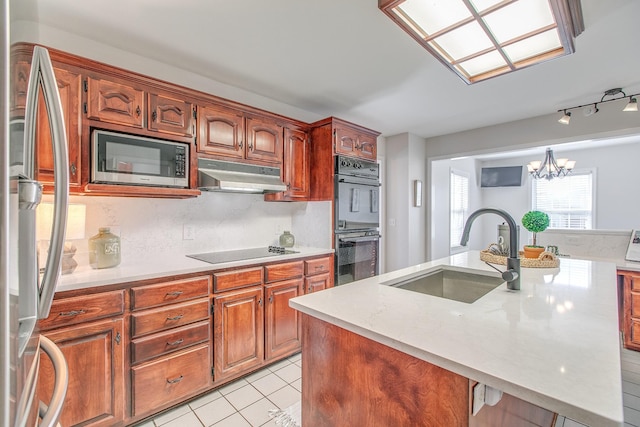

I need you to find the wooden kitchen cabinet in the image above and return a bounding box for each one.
[128,275,212,419]
[304,256,334,293]
[332,119,378,161]
[265,126,310,202]
[264,261,304,360]
[309,116,380,201]
[198,104,283,165]
[38,317,126,427]
[148,92,195,138]
[213,286,265,381]
[265,278,304,360]
[36,66,83,191]
[85,76,145,128]
[10,48,83,192]
[620,270,640,351]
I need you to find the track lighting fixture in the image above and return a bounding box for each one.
[556,88,639,124]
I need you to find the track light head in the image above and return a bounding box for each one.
[558,110,571,125]
[624,97,638,112]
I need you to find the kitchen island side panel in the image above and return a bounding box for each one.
[301,314,469,427]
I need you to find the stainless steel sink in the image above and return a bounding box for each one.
[385,267,504,303]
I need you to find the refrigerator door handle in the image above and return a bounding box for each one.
[23,46,69,319]
[38,336,68,427]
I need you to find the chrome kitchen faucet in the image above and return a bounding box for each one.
[460,208,521,291]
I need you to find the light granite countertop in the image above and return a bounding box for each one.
[57,246,333,293]
[290,251,623,427]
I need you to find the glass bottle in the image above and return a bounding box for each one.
[279,231,295,248]
[89,227,121,269]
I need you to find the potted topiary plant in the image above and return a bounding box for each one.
[521,210,550,259]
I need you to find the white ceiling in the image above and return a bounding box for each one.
[14,0,640,139]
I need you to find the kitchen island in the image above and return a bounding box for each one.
[290,251,623,426]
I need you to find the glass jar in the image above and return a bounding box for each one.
[279,231,295,248]
[89,227,121,269]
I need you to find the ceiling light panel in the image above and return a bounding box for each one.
[470,0,507,13]
[431,22,494,60]
[380,0,582,84]
[503,29,562,63]
[482,0,556,43]
[396,0,471,36]
[457,50,507,76]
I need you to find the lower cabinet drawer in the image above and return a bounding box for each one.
[131,320,210,365]
[131,344,211,417]
[305,256,332,276]
[131,299,209,338]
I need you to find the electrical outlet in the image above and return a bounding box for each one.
[183,225,195,240]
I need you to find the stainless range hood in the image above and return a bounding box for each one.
[198,158,287,193]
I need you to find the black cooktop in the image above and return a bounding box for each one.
[187,246,298,265]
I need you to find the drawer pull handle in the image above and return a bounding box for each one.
[166,314,184,321]
[167,338,184,346]
[166,375,184,384]
[58,309,86,317]
[315,265,325,270]
[166,291,184,297]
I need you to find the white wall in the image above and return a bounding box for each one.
[425,100,640,261]
[429,157,483,260]
[385,133,427,271]
[477,140,640,247]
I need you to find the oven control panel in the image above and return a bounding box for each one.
[336,156,379,179]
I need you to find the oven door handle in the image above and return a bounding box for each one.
[337,178,381,187]
[338,235,381,243]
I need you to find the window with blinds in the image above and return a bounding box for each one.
[450,170,469,249]
[532,171,594,229]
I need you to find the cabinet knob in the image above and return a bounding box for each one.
[136,106,141,117]
[70,163,77,176]
[239,141,243,150]
[152,111,157,122]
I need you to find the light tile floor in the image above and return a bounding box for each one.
[135,353,301,427]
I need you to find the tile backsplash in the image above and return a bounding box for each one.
[43,193,331,267]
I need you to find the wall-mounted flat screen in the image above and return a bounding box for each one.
[480,166,523,187]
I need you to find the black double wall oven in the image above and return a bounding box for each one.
[334,156,381,286]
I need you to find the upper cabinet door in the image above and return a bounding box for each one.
[283,127,309,199]
[86,77,144,128]
[10,60,30,116]
[357,133,377,161]
[245,116,283,164]
[36,66,82,190]
[197,105,244,159]
[334,126,358,156]
[148,93,194,138]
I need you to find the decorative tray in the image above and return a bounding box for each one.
[480,244,560,268]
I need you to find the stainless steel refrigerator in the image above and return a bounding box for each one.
[2,0,70,425]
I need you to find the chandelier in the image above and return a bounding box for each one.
[527,148,575,180]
